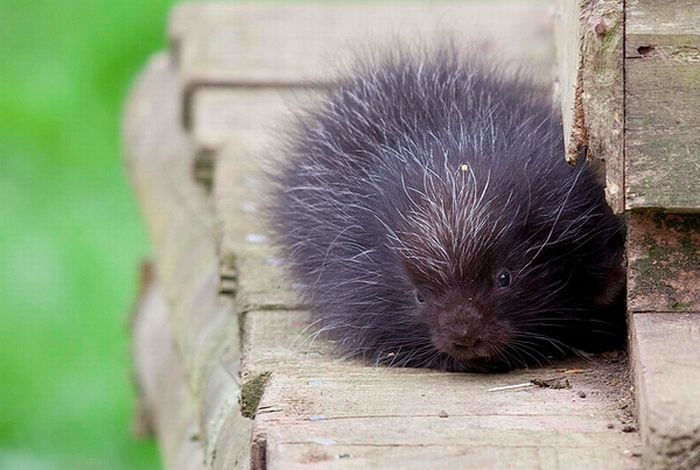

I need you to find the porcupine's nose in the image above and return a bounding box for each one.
[434,302,491,359]
[447,321,490,359]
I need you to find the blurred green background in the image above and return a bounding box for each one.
[0,1,184,468]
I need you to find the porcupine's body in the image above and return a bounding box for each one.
[267,47,625,372]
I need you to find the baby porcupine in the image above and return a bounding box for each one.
[266,47,625,372]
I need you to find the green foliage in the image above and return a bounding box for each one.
[0,0,182,468]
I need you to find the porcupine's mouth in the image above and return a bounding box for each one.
[449,343,492,362]
[442,354,510,373]
[433,337,501,370]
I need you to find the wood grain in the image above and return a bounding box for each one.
[629,312,700,470]
[626,210,700,469]
[625,0,700,211]
[131,268,210,470]
[555,0,625,213]
[241,310,641,469]
[171,2,556,85]
[123,53,251,468]
[171,2,556,127]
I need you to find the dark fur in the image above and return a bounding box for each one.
[266,47,625,372]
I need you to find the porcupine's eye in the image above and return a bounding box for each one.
[414,290,425,304]
[495,270,512,288]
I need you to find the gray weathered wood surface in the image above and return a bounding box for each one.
[626,211,700,469]
[557,2,700,467]
[625,0,700,211]
[622,1,700,465]
[169,2,556,86]
[629,312,700,470]
[132,264,208,470]
[556,0,700,214]
[124,53,251,469]
[172,1,556,152]
[554,0,625,213]
[243,309,640,469]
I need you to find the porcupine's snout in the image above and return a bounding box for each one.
[428,300,509,364]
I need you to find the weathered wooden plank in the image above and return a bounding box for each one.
[171,2,556,126]
[190,88,304,188]
[182,1,557,154]
[626,210,700,468]
[240,310,642,469]
[215,138,304,312]
[192,87,306,154]
[624,3,700,466]
[171,2,556,85]
[625,0,700,211]
[627,212,700,313]
[626,0,700,35]
[628,312,700,470]
[131,268,208,470]
[124,52,222,389]
[554,0,625,213]
[123,53,251,468]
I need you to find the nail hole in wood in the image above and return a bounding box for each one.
[637,46,655,57]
